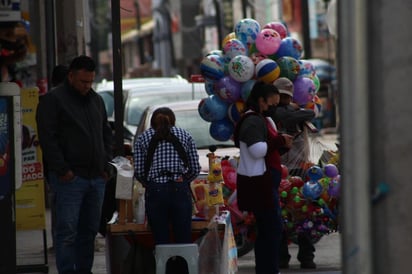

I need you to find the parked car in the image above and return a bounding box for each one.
[124,83,206,149]
[96,78,205,154]
[95,76,188,119]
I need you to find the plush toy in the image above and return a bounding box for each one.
[207,160,224,183]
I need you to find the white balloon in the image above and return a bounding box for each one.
[326,0,337,37]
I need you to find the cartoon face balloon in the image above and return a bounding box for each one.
[293,77,316,105]
[255,28,282,55]
[234,18,261,49]
[215,76,242,103]
[275,37,303,59]
[228,55,255,82]
[223,38,248,62]
[263,21,288,39]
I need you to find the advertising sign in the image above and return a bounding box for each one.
[15,87,46,230]
[0,82,20,273]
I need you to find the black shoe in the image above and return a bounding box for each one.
[300,260,316,269]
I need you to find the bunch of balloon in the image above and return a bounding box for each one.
[199,18,324,143]
[278,163,340,243]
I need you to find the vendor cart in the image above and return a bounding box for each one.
[105,198,232,274]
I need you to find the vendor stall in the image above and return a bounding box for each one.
[104,156,237,274]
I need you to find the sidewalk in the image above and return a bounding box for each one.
[17,222,341,274]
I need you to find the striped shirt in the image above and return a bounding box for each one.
[133,126,201,184]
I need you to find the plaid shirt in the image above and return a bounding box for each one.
[134,126,201,184]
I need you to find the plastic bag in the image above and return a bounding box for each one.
[219,211,238,274]
[198,222,222,274]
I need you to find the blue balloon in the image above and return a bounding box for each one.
[209,118,234,141]
[204,79,216,95]
[302,181,323,200]
[198,95,229,122]
[275,37,303,60]
[306,165,324,181]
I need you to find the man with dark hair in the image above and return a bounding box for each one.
[36,55,112,274]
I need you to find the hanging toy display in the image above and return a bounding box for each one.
[195,16,340,245]
[206,148,225,207]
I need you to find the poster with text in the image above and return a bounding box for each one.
[15,87,46,230]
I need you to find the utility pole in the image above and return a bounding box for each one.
[111,0,124,157]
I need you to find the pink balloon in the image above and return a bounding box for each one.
[255,29,282,55]
[263,21,288,39]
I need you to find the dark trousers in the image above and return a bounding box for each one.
[145,181,193,245]
[252,168,282,274]
[280,231,316,263]
[280,168,316,264]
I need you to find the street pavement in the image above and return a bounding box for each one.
[17,225,341,274]
[16,132,340,274]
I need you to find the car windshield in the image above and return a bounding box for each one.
[174,108,234,149]
[126,91,203,126]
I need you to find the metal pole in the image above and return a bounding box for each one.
[339,0,372,272]
[111,0,124,157]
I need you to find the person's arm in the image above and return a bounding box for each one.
[99,95,113,162]
[276,107,315,134]
[133,134,148,184]
[36,93,70,177]
[183,133,201,183]
[282,108,315,126]
[247,142,268,159]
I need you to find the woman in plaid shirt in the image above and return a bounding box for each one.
[133,107,201,244]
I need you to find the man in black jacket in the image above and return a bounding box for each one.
[36,55,112,274]
[273,77,317,269]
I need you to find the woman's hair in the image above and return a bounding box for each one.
[150,107,176,139]
[245,81,279,112]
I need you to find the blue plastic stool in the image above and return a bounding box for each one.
[154,243,199,274]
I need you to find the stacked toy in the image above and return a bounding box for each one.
[198,18,322,142]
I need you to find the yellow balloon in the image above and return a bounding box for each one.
[222,32,236,48]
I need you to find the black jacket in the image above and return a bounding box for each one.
[36,80,112,178]
[274,104,315,134]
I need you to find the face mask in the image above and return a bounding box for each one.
[263,105,277,117]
